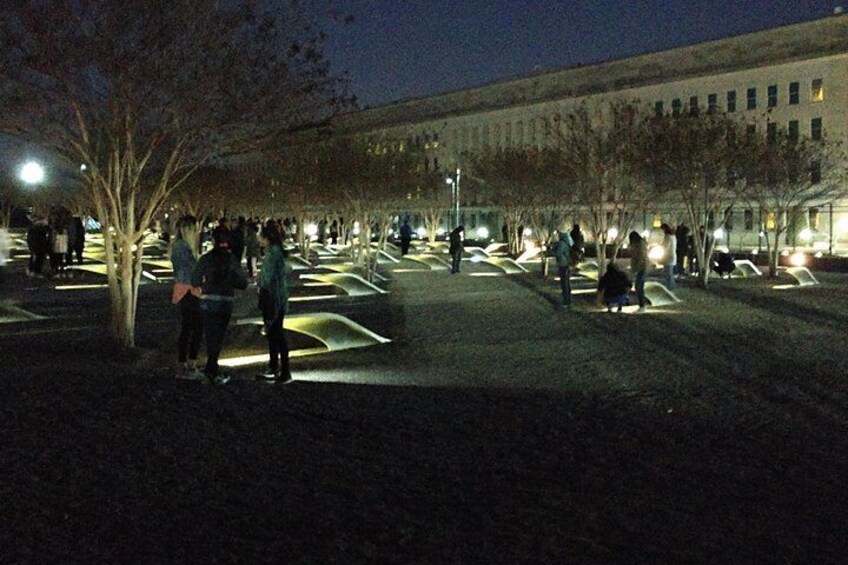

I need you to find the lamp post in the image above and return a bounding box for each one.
[445,167,461,230]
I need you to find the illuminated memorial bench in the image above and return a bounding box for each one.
[481,257,528,274]
[221,312,391,366]
[0,300,45,324]
[772,266,819,289]
[400,254,451,270]
[299,272,387,296]
[643,281,682,307]
[319,263,388,283]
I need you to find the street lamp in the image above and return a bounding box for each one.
[19,161,45,186]
[445,167,461,230]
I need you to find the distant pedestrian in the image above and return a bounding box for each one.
[629,231,648,313]
[329,219,339,245]
[192,226,248,385]
[553,229,574,308]
[597,261,631,313]
[675,223,690,276]
[49,220,69,279]
[449,225,464,274]
[257,221,292,383]
[229,217,245,266]
[26,218,50,277]
[72,217,85,264]
[569,223,585,265]
[399,219,413,255]
[171,216,203,378]
[0,226,10,289]
[244,219,261,282]
[660,223,677,290]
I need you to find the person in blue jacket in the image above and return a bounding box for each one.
[257,221,292,383]
[171,216,203,377]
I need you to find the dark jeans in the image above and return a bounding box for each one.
[178,293,203,363]
[265,312,290,377]
[635,269,646,307]
[201,300,233,376]
[450,252,462,273]
[557,265,572,306]
[664,264,676,290]
[400,237,411,255]
[49,252,65,275]
[30,251,47,275]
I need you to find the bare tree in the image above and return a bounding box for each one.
[557,101,656,275]
[0,1,352,346]
[639,110,755,287]
[743,126,846,277]
[466,147,556,256]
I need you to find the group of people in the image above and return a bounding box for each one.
[171,216,291,385]
[25,209,85,279]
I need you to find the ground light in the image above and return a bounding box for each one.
[789,252,806,267]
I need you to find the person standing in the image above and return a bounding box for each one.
[449,225,464,274]
[229,217,246,267]
[399,219,413,255]
[661,223,677,290]
[244,219,261,283]
[49,220,68,279]
[257,221,292,383]
[71,217,85,263]
[675,223,690,277]
[629,231,648,313]
[329,219,339,245]
[554,229,574,308]
[171,216,203,378]
[569,223,585,265]
[0,226,10,289]
[192,226,247,385]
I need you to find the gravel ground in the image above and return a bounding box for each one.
[1,260,847,563]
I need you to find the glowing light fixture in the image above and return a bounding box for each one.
[798,228,812,242]
[789,252,806,267]
[436,228,446,236]
[523,227,533,237]
[477,227,490,239]
[607,227,619,240]
[19,161,45,185]
[416,227,427,239]
[713,228,725,240]
[648,245,665,262]
[305,223,318,237]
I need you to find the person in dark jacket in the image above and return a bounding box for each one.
[713,252,736,278]
[569,223,585,264]
[26,218,50,277]
[191,226,248,384]
[399,219,413,255]
[553,230,574,308]
[228,217,245,267]
[72,216,85,263]
[597,261,631,313]
[257,221,291,382]
[244,219,261,281]
[629,231,649,313]
[675,223,690,276]
[449,225,464,273]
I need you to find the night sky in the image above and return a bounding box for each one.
[323,0,843,108]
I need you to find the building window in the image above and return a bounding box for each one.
[433,157,439,170]
[655,100,663,117]
[652,214,662,228]
[727,90,736,112]
[708,93,718,113]
[788,120,799,142]
[689,96,699,116]
[747,87,757,110]
[811,79,824,102]
[811,161,822,183]
[789,81,800,105]
[811,117,822,140]
[767,122,777,144]
[744,209,754,231]
[672,98,682,117]
[809,208,820,230]
[768,85,778,107]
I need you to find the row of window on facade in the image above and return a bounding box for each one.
[655,79,824,118]
[647,207,823,232]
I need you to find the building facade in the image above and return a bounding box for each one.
[312,13,848,254]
